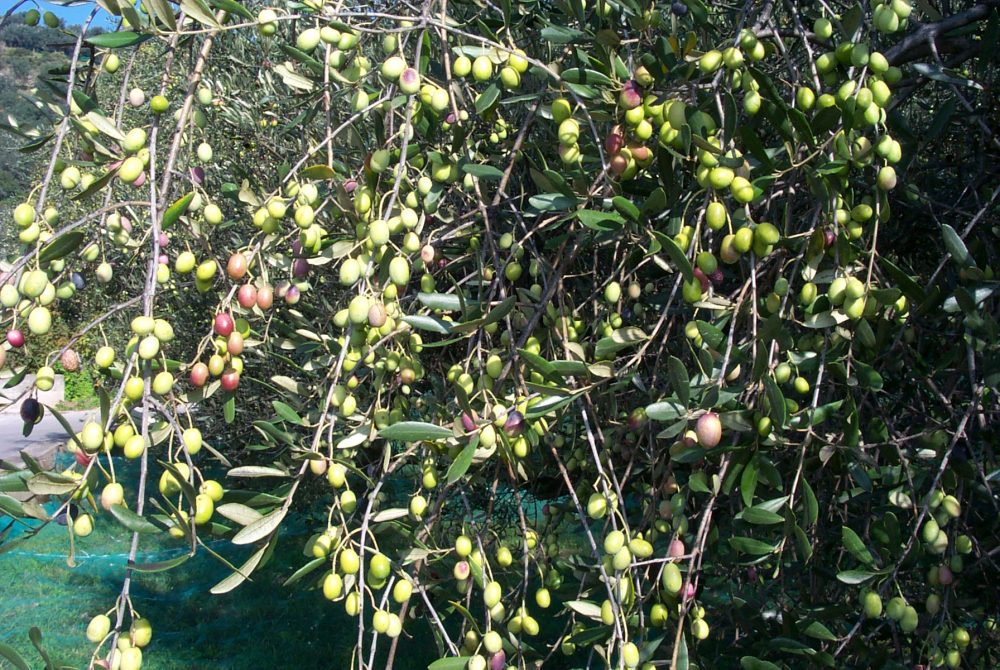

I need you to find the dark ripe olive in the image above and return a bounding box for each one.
[21,398,42,424]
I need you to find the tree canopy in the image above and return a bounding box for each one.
[0,0,998,669]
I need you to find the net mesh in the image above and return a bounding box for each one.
[0,453,439,670]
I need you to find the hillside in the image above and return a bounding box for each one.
[0,14,72,205]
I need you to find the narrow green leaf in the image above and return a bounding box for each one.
[481,295,516,327]
[161,192,194,229]
[809,400,843,426]
[446,439,477,484]
[560,68,615,86]
[650,231,694,281]
[841,4,863,36]
[224,394,235,424]
[227,466,289,478]
[301,164,336,180]
[26,473,78,496]
[740,657,781,670]
[801,478,818,527]
[641,187,667,219]
[210,544,267,594]
[0,494,25,518]
[283,557,326,586]
[85,31,150,48]
[728,536,778,555]
[272,401,303,425]
[28,627,53,670]
[739,506,784,525]
[209,0,253,19]
[854,361,883,390]
[45,405,83,448]
[462,163,505,180]
[836,570,878,585]
[912,62,983,90]
[427,658,472,670]
[575,209,625,231]
[232,508,287,545]
[84,110,124,140]
[379,421,452,442]
[646,399,687,422]
[402,315,453,334]
[17,133,52,154]
[941,224,975,268]
[518,348,562,382]
[70,169,116,201]
[132,553,191,572]
[763,376,787,428]
[925,97,956,141]
[524,393,578,419]
[841,526,875,565]
[38,231,85,263]
[668,356,690,407]
[594,326,648,359]
[676,632,689,670]
[803,621,838,641]
[180,0,221,27]
[740,458,758,507]
[474,83,501,115]
[0,643,30,670]
[417,292,468,312]
[109,504,162,534]
[803,311,842,329]
[4,367,27,390]
[565,600,603,620]
[540,25,585,44]
[529,193,578,212]
[612,196,641,221]
[143,0,177,30]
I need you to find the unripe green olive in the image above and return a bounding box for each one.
[733,227,754,253]
[339,547,360,574]
[698,50,723,74]
[862,591,883,618]
[661,562,683,595]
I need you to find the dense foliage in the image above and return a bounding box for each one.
[0,1,998,669]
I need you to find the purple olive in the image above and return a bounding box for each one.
[503,410,524,437]
[20,398,41,424]
[460,413,477,433]
[626,408,647,431]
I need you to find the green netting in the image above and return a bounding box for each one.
[0,453,437,670]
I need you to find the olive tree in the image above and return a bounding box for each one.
[1,0,998,668]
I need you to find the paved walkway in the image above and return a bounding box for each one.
[0,409,92,466]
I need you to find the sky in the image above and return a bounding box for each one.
[0,0,117,28]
